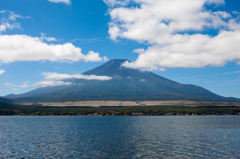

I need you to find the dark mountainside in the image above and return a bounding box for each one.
[4,59,240,102]
[0,97,11,103]
[0,97,16,108]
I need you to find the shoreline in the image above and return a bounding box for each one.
[1,114,240,117]
[17,100,240,107]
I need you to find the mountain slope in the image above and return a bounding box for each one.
[0,96,11,103]
[5,59,240,102]
[0,97,15,108]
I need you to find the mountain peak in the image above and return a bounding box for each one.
[83,59,131,76]
[110,59,129,62]
[105,59,130,67]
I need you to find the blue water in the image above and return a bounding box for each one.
[0,116,240,158]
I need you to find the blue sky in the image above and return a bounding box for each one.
[0,0,240,98]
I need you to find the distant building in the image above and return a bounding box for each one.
[132,112,143,116]
[167,113,174,116]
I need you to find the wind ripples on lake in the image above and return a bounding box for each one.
[0,116,240,158]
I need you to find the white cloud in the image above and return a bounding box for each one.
[9,80,72,89]
[237,61,240,65]
[0,69,5,75]
[232,11,240,15]
[40,32,58,42]
[103,56,109,62]
[222,70,240,75]
[122,61,166,71]
[41,72,113,81]
[0,11,108,64]
[19,81,30,88]
[122,31,240,68]
[9,72,112,89]
[0,21,21,34]
[36,80,72,87]
[0,34,108,64]
[0,11,28,33]
[105,0,240,70]
[103,0,130,7]
[49,0,71,4]
[54,66,61,69]
[8,11,24,21]
[133,48,145,54]
[70,38,102,44]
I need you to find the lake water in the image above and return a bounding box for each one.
[0,116,240,158]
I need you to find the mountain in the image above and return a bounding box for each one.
[5,59,240,102]
[0,97,15,108]
[0,96,11,103]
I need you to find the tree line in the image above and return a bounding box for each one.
[0,106,240,116]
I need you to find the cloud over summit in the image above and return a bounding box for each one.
[105,0,240,70]
[42,72,112,81]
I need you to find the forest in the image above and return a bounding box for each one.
[0,105,240,116]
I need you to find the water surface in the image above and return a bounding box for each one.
[0,116,240,158]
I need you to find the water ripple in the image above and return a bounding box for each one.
[0,116,240,158]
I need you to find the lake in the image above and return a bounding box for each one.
[0,116,240,158]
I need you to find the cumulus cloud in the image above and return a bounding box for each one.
[0,69,5,75]
[48,0,71,4]
[41,72,113,81]
[0,11,108,64]
[105,0,240,70]
[0,34,108,64]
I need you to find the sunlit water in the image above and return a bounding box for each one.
[0,116,240,158]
